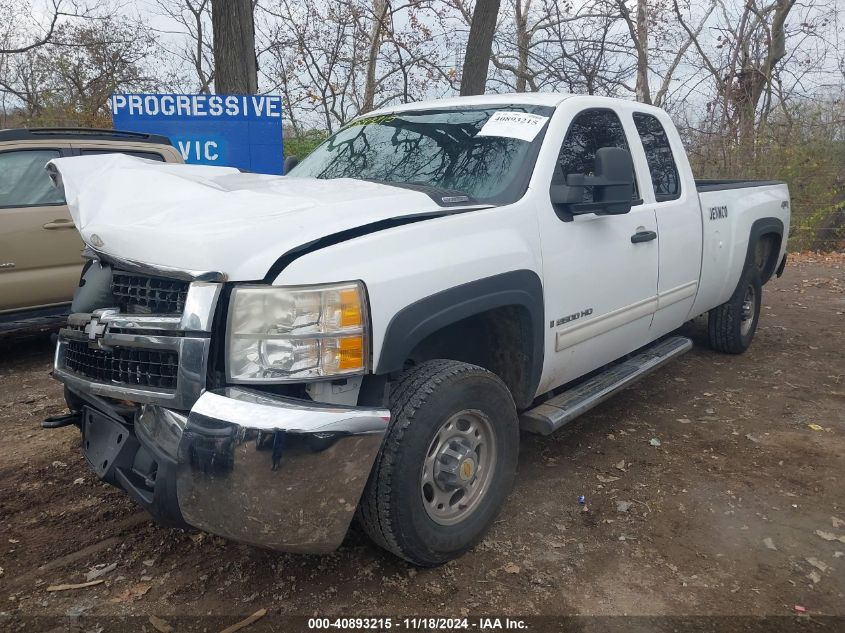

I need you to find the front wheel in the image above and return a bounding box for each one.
[357,360,519,566]
[707,265,763,354]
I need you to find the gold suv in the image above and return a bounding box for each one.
[0,128,182,335]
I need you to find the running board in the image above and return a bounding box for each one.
[520,336,693,435]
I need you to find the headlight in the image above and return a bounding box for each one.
[226,281,369,382]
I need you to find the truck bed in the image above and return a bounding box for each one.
[690,180,790,319]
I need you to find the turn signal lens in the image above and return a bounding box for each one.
[336,335,365,371]
[339,288,363,329]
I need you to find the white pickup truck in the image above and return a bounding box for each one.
[47,93,789,566]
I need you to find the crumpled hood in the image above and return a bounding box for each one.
[50,154,448,281]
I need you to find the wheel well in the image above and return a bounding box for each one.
[404,305,535,410]
[754,232,782,284]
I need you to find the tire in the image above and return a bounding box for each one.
[707,264,762,354]
[358,360,519,566]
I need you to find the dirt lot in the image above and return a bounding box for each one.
[0,255,843,626]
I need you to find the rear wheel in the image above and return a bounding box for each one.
[357,360,519,566]
[707,264,762,354]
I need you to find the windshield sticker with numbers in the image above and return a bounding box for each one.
[475,111,550,142]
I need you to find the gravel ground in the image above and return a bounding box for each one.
[0,255,842,627]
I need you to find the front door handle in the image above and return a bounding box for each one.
[43,219,75,230]
[631,230,657,244]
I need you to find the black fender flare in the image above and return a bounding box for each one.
[375,270,545,402]
[744,217,784,284]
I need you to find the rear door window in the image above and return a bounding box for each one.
[0,149,65,207]
[633,113,680,201]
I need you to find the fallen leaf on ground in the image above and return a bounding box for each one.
[86,562,117,582]
[503,563,520,574]
[806,557,829,573]
[815,530,845,543]
[47,579,105,592]
[763,537,777,551]
[807,424,825,431]
[597,474,619,483]
[149,615,174,633]
[109,582,152,603]
[219,609,267,633]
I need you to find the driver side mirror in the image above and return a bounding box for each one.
[550,146,635,217]
[284,155,300,174]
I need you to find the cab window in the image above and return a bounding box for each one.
[0,149,65,207]
[554,109,639,203]
[633,113,680,201]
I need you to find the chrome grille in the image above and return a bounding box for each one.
[111,271,189,315]
[64,340,179,390]
[54,259,223,409]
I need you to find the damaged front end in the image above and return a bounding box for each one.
[50,257,389,553]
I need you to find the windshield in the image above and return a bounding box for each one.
[290,105,554,205]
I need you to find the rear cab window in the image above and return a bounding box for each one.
[0,149,65,207]
[632,113,681,201]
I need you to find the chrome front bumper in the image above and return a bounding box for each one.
[136,387,390,554]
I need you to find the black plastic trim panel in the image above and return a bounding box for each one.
[695,179,785,192]
[0,127,172,145]
[745,217,785,284]
[375,270,545,399]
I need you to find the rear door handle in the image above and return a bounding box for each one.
[43,219,75,230]
[631,230,657,244]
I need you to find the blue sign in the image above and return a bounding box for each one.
[110,93,284,174]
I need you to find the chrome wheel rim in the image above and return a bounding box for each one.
[420,409,497,526]
[740,284,756,336]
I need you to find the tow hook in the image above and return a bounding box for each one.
[42,411,82,429]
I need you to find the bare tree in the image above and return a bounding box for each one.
[153,0,214,93]
[259,0,456,132]
[460,0,501,95]
[211,0,257,93]
[1,15,159,125]
[0,0,91,54]
[652,0,716,108]
[615,0,650,102]
[361,0,390,112]
[674,0,797,150]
